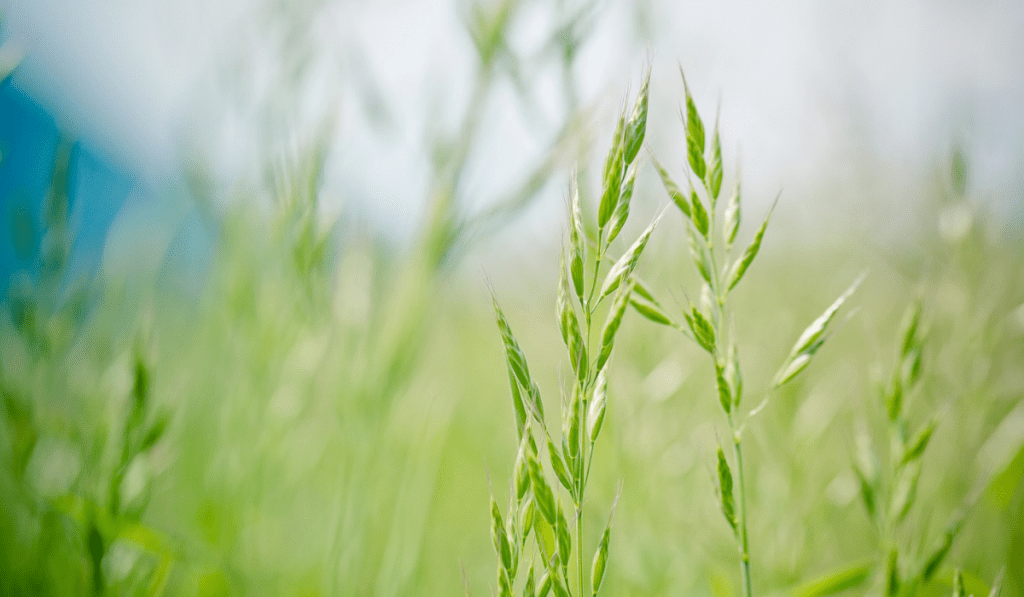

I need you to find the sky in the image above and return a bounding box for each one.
[1,0,1021,255]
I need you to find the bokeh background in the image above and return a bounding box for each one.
[0,0,1022,595]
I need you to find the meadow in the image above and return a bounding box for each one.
[1,6,1023,596]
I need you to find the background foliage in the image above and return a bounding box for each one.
[1,1,1022,596]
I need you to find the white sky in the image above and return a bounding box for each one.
[2,0,1022,247]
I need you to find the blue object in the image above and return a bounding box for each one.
[0,75,134,297]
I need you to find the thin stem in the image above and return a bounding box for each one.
[732,427,753,597]
[576,506,585,597]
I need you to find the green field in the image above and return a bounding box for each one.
[2,17,1023,597]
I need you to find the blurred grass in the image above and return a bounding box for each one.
[3,141,1021,596]
[2,1,1023,594]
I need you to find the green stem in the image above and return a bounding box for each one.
[577,505,585,597]
[732,429,753,597]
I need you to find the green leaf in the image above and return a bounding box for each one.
[685,305,716,354]
[598,212,662,302]
[623,66,651,165]
[599,112,627,230]
[652,156,690,217]
[887,375,903,422]
[493,295,545,426]
[899,300,923,359]
[726,198,776,291]
[723,178,741,251]
[597,278,635,372]
[591,523,611,597]
[491,495,513,573]
[691,189,710,239]
[588,365,609,443]
[537,571,553,597]
[606,163,638,246]
[523,564,536,597]
[558,253,588,386]
[681,68,706,179]
[514,433,533,501]
[528,451,558,527]
[707,114,723,201]
[774,274,864,388]
[789,274,864,358]
[901,419,936,466]
[555,504,572,568]
[631,298,675,327]
[547,437,574,496]
[921,512,965,583]
[891,460,923,522]
[715,361,732,415]
[726,343,743,408]
[569,180,586,302]
[688,226,713,284]
[566,387,582,459]
[717,447,736,532]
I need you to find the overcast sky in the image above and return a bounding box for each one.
[2,0,1022,247]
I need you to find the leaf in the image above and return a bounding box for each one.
[565,387,582,459]
[549,568,571,597]
[707,113,723,201]
[892,460,925,520]
[691,189,710,239]
[491,495,513,573]
[623,66,651,165]
[555,504,572,568]
[723,178,741,251]
[547,437,574,496]
[920,512,965,583]
[528,451,558,527]
[688,226,714,284]
[774,274,864,388]
[591,491,621,597]
[606,163,638,246]
[498,568,513,597]
[537,571,553,597]
[597,279,635,372]
[685,305,716,354]
[523,564,535,597]
[514,433,533,501]
[493,295,544,427]
[715,361,732,415]
[558,253,588,386]
[887,375,903,422]
[681,68,706,180]
[588,365,609,443]
[569,180,586,302]
[899,300,923,358]
[901,419,936,466]
[598,212,662,302]
[591,523,610,597]
[726,197,777,291]
[599,112,627,230]
[652,156,690,217]
[631,298,675,327]
[506,363,527,440]
[717,447,737,532]
[726,343,743,408]
[788,273,864,358]
[790,563,872,597]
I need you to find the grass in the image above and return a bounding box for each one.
[2,12,1023,597]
